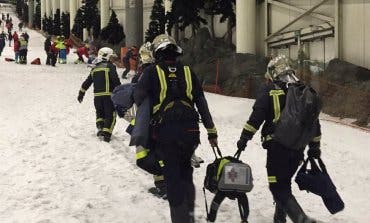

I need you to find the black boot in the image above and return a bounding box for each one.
[274,202,287,223]
[284,196,316,223]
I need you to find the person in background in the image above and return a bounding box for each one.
[44,36,52,65]
[0,31,6,56]
[77,47,121,142]
[13,35,19,63]
[75,44,89,64]
[18,36,28,64]
[121,46,138,79]
[18,22,23,32]
[56,35,67,64]
[49,40,58,67]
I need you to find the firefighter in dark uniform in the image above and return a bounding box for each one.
[134,34,218,223]
[77,47,121,142]
[236,55,322,223]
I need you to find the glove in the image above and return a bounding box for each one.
[77,91,85,103]
[307,146,321,159]
[208,133,218,147]
[115,105,127,118]
[237,138,248,151]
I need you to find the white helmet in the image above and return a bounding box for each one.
[265,54,299,84]
[139,42,154,64]
[152,34,183,59]
[97,47,116,61]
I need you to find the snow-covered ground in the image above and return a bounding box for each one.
[1,5,370,223]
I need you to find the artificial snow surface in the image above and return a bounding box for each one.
[1,6,370,223]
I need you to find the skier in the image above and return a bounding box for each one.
[77,47,121,142]
[0,31,6,56]
[121,46,138,79]
[13,35,19,63]
[236,55,322,223]
[18,36,28,64]
[55,36,67,64]
[44,36,51,65]
[74,44,89,64]
[134,34,218,223]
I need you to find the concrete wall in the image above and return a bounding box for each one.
[341,0,370,69]
[263,0,370,69]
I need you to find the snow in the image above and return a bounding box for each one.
[1,5,370,223]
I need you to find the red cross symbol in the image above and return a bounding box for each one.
[228,168,238,182]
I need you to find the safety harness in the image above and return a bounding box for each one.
[151,65,198,125]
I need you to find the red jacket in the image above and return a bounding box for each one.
[12,32,18,41]
[50,43,58,54]
[77,46,89,58]
[13,40,19,52]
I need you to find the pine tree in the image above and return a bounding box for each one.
[16,0,23,18]
[204,0,235,42]
[61,12,70,38]
[53,9,61,36]
[22,2,28,24]
[71,8,85,40]
[145,0,165,42]
[84,0,100,39]
[100,10,125,45]
[42,15,53,34]
[33,0,41,29]
[167,0,207,36]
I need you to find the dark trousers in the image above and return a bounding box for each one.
[94,96,116,138]
[265,141,304,205]
[46,51,51,65]
[157,140,197,223]
[19,49,27,64]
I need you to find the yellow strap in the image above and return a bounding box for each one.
[109,112,117,133]
[96,118,104,122]
[269,90,285,123]
[153,65,167,114]
[268,176,277,183]
[184,66,193,101]
[263,135,273,142]
[159,160,164,167]
[217,158,230,180]
[244,123,257,134]
[312,135,321,142]
[80,88,86,93]
[207,127,217,134]
[153,175,164,181]
[130,118,136,125]
[136,148,149,160]
[94,92,112,96]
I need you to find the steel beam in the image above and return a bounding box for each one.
[268,0,333,22]
[265,0,329,41]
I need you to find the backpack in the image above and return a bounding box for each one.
[203,146,253,222]
[274,83,322,150]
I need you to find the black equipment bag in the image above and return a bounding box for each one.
[295,157,345,214]
[204,156,253,194]
[203,146,252,222]
[274,83,322,150]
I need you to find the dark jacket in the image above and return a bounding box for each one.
[134,61,216,133]
[241,81,321,148]
[44,39,51,52]
[80,61,121,97]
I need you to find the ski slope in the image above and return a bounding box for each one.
[1,6,370,223]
